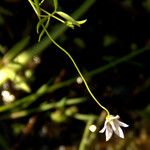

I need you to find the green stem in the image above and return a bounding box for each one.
[79,117,95,150]
[15,0,95,65]
[40,8,65,24]
[0,46,149,113]
[1,98,86,119]
[29,0,110,116]
[43,28,110,116]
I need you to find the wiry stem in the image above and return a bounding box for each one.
[43,27,110,116]
[28,0,110,117]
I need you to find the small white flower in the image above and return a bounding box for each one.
[99,115,129,141]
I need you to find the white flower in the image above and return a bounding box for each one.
[99,115,129,141]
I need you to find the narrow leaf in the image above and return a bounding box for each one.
[36,17,47,33]
[38,17,50,42]
[39,0,45,5]
[76,19,87,25]
[3,36,30,63]
[66,21,74,29]
[14,75,31,93]
[34,0,41,15]
[53,0,58,11]
[56,11,80,27]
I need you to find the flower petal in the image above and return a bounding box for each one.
[110,121,116,131]
[106,125,113,141]
[99,125,106,133]
[99,126,105,133]
[99,120,107,133]
[114,125,124,139]
[117,120,129,128]
[113,115,120,120]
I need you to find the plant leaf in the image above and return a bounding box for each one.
[56,11,80,27]
[39,0,45,5]
[53,0,58,11]
[3,36,30,63]
[38,16,50,42]
[33,0,41,15]
[36,17,47,34]
[76,19,87,25]
[14,75,31,93]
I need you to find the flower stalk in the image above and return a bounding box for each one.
[28,0,110,117]
[28,0,129,143]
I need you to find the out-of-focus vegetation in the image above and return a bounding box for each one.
[0,0,150,150]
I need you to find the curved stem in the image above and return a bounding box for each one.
[28,0,110,116]
[43,27,110,116]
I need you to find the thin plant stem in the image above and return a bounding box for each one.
[43,27,110,116]
[29,0,110,116]
[79,117,95,150]
[40,8,65,24]
[28,0,110,116]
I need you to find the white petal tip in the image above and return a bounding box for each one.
[120,135,124,139]
[106,137,111,141]
[99,126,106,133]
[99,130,104,133]
[118,121,129,128]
